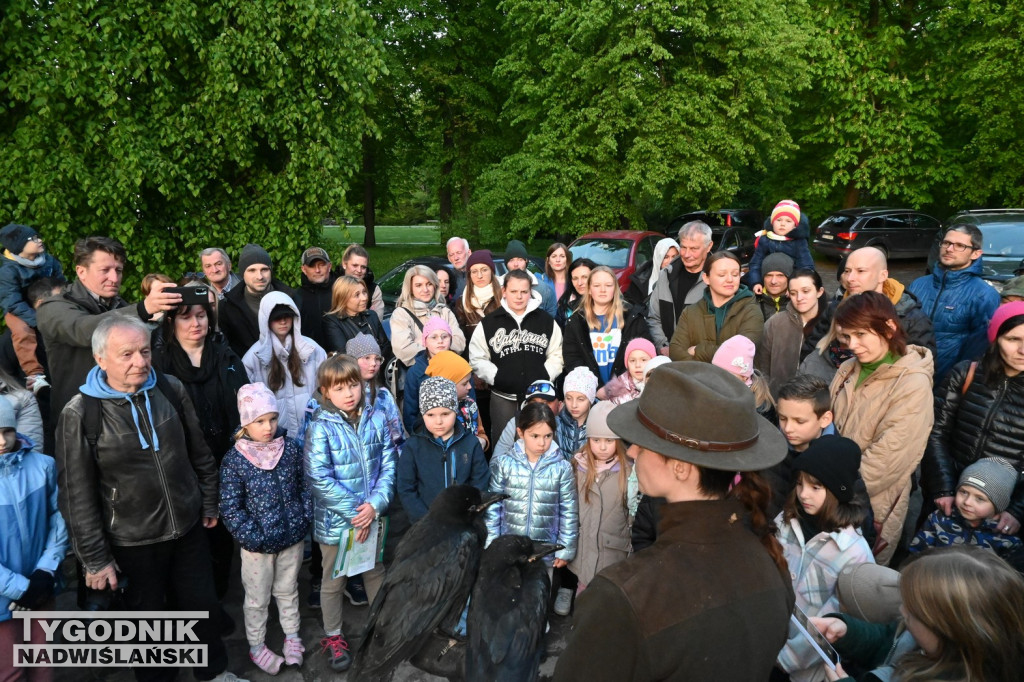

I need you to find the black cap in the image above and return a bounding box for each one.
[792,435,862,503]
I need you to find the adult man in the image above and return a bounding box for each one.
[469,270,563,443]
[501,240,557,317]
[446,237,472,299]
[37,236,181,422]
[648,221,713,354]
[554,362,793,681]
[756,252,793,320]
[298,246,337,348]
[909,225,1000,381]
[219,243,301,358]
[339,244,383,320]
[200,247,241,300]
[56,317,242,682]
[803,246,935,359]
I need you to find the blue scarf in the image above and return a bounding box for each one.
[80,366,161,451]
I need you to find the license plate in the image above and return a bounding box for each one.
[820,234,834,241]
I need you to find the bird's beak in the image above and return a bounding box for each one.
[528,542,565,562]
[470,492,510,513]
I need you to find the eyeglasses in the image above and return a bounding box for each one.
[940,240,975,253]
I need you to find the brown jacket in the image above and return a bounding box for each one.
[830,346,934,565]
[668,291,764,362]
[554,498,793,682]
[756,301,806,397]
[567,461,633,587]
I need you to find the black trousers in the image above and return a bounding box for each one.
[111,522,229,682]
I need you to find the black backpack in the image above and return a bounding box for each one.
[82,371,187,459]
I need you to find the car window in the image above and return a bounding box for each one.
[636,237,655,266]
[818,214,855,231]
[886,214,913,230]
[977,222,1024,256]
[915,214,941,234]
[569,239,632,269]
[377,263,411,297]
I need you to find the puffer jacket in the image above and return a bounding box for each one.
[830,346,934,565]
[56,375,219,573]
[0,376,43,449]
[908,259,1001,382]
[242,292,326,444]
[562,302,654,388]
[303,392,397,545]
[219,434,312,554]
[669,286,764,362]
[0,252,63,327]
[397,421,489,523]
[0,439,68,622]
[485,440,578,563]
[555,407,586,458]
[921,360,1024,521]
[746,214,815,286]
[365,384,404,448]
[568,459,632,587]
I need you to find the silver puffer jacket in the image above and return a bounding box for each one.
[303,393,397,545]
[485,440,578,562]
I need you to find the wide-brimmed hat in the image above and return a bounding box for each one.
[607,362,786,470]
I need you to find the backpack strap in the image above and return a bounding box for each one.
[154,371,186,424]
[960,361,978,396]
[401,307,425,332]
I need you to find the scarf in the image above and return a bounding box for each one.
[575,450,619,475]
[411,298,439,316]
[80,365,161,450]
[470,284,495,313]
[3,250,46,268]
[165,340,232,455]
[235,435,285,470]
[765,230,791,241]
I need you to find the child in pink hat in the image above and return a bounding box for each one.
[597,338,657,405]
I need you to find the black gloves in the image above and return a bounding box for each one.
[13,570,55,610]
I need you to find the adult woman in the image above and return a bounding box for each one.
[624,237,679,305]
[322,275,390,358]
[829,292,933,565]
[669,251,764,362]
[922,301,1024,535]
[555,258,595,329]
[543,243,570,300]
[434,265,455,307]
[756,268,827,396]
[390,265,465,367]
[562,265,653,388]
[453,250,502,342]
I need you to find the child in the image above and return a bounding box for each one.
[910,458,1023,556]
[0,224,64,392]
[402,316,454,433]
[485,402,578,580]
[304,355,398,672]
[557,366,598,457]
[493,380,562,459]
[0,396,67,673]
[425,350,487,452]
[748,200,815,296]
[243,291,327,444]
[219,383,312,674]
[397,377,489,523]
[347,333,404,448]
[597,338,656,405]
[775,435,874,682]
[712,335,777,424]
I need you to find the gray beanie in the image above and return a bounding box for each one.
[0,396,15,431]
[958,458,1020,514]
[238,244,273,274]
[761,252,795,278]
[420,377,458,415]
[346,333,382,360]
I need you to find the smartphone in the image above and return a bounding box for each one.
[166,286,210,306]
[790,606,840,671]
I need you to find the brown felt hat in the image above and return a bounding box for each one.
[606,362,787,471]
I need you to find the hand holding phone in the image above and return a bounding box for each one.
[791,607,841,671]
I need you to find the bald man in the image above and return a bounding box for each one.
[802,246,935,361]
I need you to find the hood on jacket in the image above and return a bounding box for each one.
[255,291,318,364]
[0,437,33,472]
[500,291,542,319]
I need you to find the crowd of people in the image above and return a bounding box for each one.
[2,199,1024,682]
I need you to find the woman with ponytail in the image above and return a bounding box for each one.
[554,362,794,682]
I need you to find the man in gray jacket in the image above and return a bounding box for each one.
[647,221,712,354]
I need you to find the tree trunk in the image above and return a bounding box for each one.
[843,178,860,209]
[362,135,376,247]
[439,127,454,224]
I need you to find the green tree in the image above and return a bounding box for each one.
[0,1,383,285]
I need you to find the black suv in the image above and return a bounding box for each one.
[813,207,941,259]
[925,209,1024,283]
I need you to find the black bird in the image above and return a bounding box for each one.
[349,485,507,682]
[466,535,564,682]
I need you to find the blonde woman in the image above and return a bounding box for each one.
[390,265,465,367]
[322,275,390,357]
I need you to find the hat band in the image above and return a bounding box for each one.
[637,408,759,452]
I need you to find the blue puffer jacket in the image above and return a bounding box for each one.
[303,392,397,545]
[555,407,587,458]
[0,253,64,326]
[397,421,489,523]
[485,440,578,563]
[219,434,312,554]
[908,259,1000,382]
[365,384,405,447]
[402,350,430,434]
[1,438,68,622]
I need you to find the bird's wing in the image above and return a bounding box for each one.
[468,569,549,680]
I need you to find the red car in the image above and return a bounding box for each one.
[568,230,665,292]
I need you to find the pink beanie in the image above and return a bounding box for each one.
[771,199,801,226]
[988,302,1024,343]
[712,335,756,386]
[237,383,278,428]
[624,338,656,363]
[422,315,453,345]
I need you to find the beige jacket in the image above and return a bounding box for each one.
[568,461,633,587]
[830,346,934,565]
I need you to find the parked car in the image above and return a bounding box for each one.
[568,231,664,292]
[665,209,765,234]
[813,206,942,259]
[925,209,1024,287]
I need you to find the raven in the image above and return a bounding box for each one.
[466,535,563,682]
[349,485,507,682]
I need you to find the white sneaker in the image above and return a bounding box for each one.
[553,587,574,616]
[211,672,250,682]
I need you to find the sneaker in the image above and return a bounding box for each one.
[211,672,250,682]
[344,577,369,606]
[553,587,573,616]
[320,634,352,672]
[307,580,321,609]
[283,637,305,667]
[249,644,283,675]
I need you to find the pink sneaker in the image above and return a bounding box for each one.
[249,644,283,675]
[283,637,305,667]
